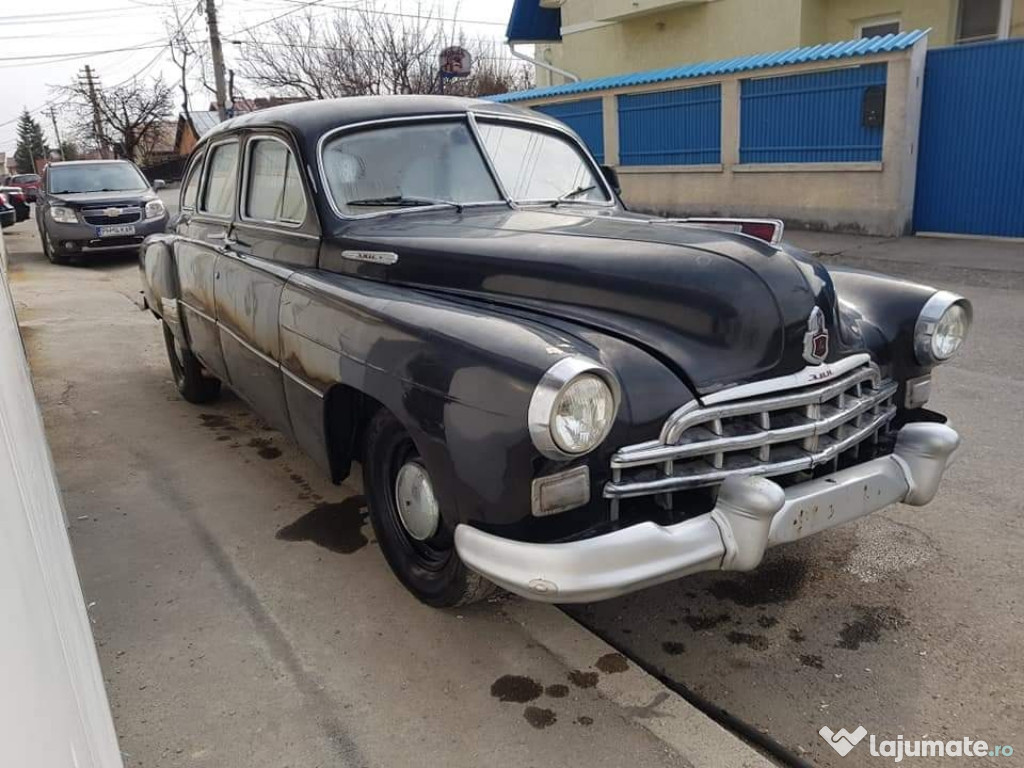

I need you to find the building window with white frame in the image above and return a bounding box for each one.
[956,0,1011,43]
[858,17,901,38]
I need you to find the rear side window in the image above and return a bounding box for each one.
[244,138,307,225]
[200,142,238,217]
[181,153,204,211]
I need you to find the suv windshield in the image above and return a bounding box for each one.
[321,118,609,215]
[48,163,147,194]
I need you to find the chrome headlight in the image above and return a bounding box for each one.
[529,357,620,459]
[50,206,77,224]
[145,199,166,219]
[914,291,972,365]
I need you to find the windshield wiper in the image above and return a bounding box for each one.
[347,195,463,212]
[551,184,597,207]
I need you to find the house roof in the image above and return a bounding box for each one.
[189,111,222,138]
[490,28,929,104]
[506,0,562,43]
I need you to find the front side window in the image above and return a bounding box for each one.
[47,164,146,194]
[322,121,502,215]
[245,138,307,224]
[201,141,238,217]
[476,121,609,204]
[181,152,204,210]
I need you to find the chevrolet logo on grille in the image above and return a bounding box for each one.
[104,207,123,218]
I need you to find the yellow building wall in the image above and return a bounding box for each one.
[540,0,805,83]
[537,0,1024,86]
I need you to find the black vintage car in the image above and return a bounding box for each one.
[139,96,969,607]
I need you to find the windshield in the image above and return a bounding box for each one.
[322,121,502,214]
[48,163,147,194]
[12,174,40,184]
[320,118,609,215]
[476,121,609,204]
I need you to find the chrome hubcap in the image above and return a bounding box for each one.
[394,461,439,541]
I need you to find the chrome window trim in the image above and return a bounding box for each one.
[179,150,206,213]
[197,137,240,221]
[232,221,319,241]
[914,290,971,365]
[528,355,622,461]
[240,134,308,229]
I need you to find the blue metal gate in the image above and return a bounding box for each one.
[914,39,1024,237]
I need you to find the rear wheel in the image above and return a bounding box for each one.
[362,408,496,607]
[162,322,221,404]
[41,227,70,265]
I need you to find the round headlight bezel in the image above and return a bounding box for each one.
[914,291,972,365]
[528,356,621,460]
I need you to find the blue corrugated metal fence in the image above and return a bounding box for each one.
[914,39,1024,237]
[740,64,886,163]
[618,85,722,165]
[532,98,606,163]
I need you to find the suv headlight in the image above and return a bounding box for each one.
[145,199,166,219]
[914,291,972,365]
[50,206,77,224]
[529,357,620,459]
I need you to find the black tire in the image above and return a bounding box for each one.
[162,322,221,404]
[41,226,70,265]
[362,408,497,607]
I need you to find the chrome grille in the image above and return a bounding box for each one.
[606,363,897,500]
[81,205,142,226]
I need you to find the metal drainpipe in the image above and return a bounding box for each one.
[508,42,580,83]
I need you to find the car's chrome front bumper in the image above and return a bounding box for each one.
[455,422,960,603]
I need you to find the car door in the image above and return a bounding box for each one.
[214,133,319,438]
[174,140,234,382]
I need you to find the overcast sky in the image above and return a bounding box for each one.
[0,0,515,156]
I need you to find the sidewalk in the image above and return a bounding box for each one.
[785,230,1024,289]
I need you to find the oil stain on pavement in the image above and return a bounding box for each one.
[490,675,543,703]
[276,497,368,554]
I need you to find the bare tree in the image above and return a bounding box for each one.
[237,5,532,100]
[167,4,199,127]
[60,76,174,163]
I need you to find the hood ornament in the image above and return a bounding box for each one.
[803,306,829,364]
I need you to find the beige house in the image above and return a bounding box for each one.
[532,0,1024,85]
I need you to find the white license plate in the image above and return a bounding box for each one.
[98,224,136,237]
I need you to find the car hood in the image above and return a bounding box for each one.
[328,207,854,395]
[48,189,154,206]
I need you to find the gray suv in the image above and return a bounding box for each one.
[37,160,169,265]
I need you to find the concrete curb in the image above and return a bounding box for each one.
[505,600,775,768]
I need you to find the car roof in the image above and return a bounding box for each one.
[201,94,564,146]
[47,160,135,166]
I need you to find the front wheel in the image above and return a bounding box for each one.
[41,227,69,265]
[162,322,221,404]
[362,409,496,607]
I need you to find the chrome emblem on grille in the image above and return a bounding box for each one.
[803,306,829,364]
[104,207,122,218]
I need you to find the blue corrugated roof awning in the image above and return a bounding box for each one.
[506,0,562,43]
[491,28,929,102]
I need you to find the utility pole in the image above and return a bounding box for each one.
[79,65,109,159]
[204,0,229,121]
[48,106,66,161]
